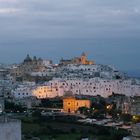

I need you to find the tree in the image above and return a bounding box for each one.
[78,107,88,114]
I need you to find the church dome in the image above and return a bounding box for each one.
[24,54,32,63]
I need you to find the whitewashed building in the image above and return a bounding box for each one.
[12,84,64,99]
[12,77,140,99]
[12,63,140,99]
[12,85,33,99]
[48,78,140,98]
[32,85,64,99]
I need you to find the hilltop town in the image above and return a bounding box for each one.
[0,53,140,140]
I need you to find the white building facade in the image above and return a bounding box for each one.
[12,63,140,99]
[49,78,140,98]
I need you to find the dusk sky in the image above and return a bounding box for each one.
[0,0,140,75]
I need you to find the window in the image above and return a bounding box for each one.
[68,103,71,105]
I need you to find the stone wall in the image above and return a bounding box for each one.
[0,119,21,140]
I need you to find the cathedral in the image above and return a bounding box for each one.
[60,52,94,66]
[11,55,45,78]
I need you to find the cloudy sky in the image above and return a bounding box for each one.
[0,0,140,75]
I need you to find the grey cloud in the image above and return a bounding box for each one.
[0,0,140,73]
[0,0,140,39]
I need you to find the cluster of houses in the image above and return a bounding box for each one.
[0,53,140,112]
[11,78,140,99]
[0,53,140,140]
